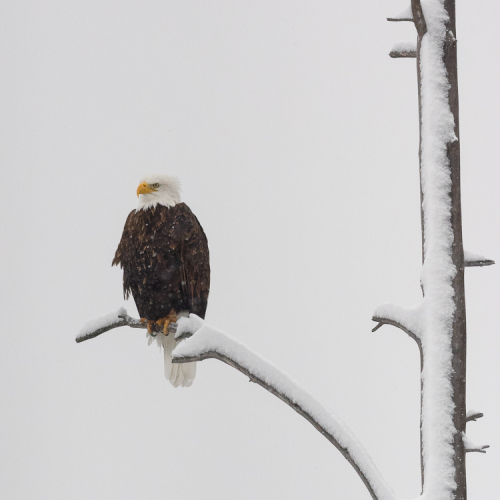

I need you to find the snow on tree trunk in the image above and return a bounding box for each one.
[376,1,472,499]
[418,1,466,499]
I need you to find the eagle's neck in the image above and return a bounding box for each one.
[136,193,180,212]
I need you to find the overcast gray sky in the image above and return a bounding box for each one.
[1,1,499,499]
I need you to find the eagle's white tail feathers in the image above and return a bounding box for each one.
[161,332,196,387]
[148,330,196,387]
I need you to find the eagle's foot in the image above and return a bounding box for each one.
[156,310,178,335]
[141,318,156,335]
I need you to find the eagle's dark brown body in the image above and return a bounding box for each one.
[112,203,210,321]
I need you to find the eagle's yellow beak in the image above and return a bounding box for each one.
[137,182,153,197]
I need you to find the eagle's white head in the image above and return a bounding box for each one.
[136,174,181,211]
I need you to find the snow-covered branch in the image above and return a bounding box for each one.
[462,433,489,454]
[76,308,139,343]
[172,316,397,500]
[386,2,426,34]
[77,311,397,500]
[389,41,417,59]
[464,251,495,268]
[387,5,413,22]
[75,308,176,343]
[465,410,484,423]
[371,303,423,344]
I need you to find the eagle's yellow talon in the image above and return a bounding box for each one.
[156,317,169,335]
[156,310,178,335]
[142,319,155,334]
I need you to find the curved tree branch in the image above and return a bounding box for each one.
[462,433,489,454]
[371,317,420,346]
[172,317,397,500]
[371,303,423,346]
[465,411,484,423]
[77,311,397,500]
[75,309,176,343]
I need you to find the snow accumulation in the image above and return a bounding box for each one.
[376,2,465,498]
[373,302,424,339]
[173,315,397,500]
[465,409,481,419]
[391,41,417,53]
[174,314,205,340]
[419,1,459,496]
[464,250,488,263]
[461,433,489,453]
[77,307,127,341]
[390,5,413,20]
[378,1,463,498]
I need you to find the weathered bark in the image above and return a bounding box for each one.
[389,50,416,58]
[177,349,386,500]
[411,0,427,37]
[75,313,176,343]
[464,259,494,267]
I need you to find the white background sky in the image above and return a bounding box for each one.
[1,1,499,499]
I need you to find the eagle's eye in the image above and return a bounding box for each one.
[152,183,160,189]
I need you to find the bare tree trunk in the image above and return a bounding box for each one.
[414,0,466,498]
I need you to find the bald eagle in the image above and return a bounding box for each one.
[112,174,210,387]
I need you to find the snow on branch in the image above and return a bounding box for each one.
[76,308,136,343]
[371,303,423,344]
[75,308,176,343]
[387,5,413,22]
[172,316,396,500]
[462,433,489,454]
[466,410,484,423]
[389,41,417,58]
[464,251,495,268]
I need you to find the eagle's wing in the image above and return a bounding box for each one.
[112,209,137,299]
[169,203,210,319]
